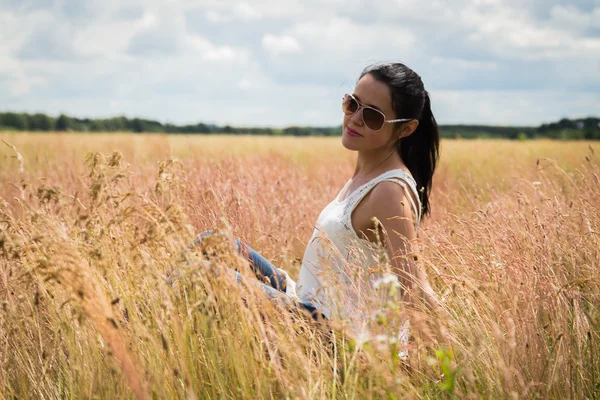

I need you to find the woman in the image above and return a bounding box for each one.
[187,62,439,333]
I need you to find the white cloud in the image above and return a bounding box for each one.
[289,17,415,52]
[203,47,237,61]
[0,0,598,127]
[187,35,248,62]
[434,90,600,126]
[136,12,158,28]
[459,2,600,61]
[204,10,223,23]
[549,5,600,32]
[258,17,417,88]
[238,79,252,90]
[8,71,44,96]
[202,0,308,19]
[431,57,499,70]
[72,12,158,59]
[234,2,261,21]
[201,2,262,23]
[262,34,301,55]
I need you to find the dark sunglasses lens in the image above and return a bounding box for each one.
[342,95,358,115]
[362,108,384,130]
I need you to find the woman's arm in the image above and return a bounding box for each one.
[360,181,439,311]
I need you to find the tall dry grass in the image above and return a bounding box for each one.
[0,133,599,399]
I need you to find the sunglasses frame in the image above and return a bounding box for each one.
[342,93,414,131]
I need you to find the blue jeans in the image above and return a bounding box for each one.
[178,230,324,320]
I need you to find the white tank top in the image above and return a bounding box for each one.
[296,169,422,321]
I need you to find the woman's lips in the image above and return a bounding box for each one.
[346,127,362,137]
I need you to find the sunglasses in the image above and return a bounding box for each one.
[342,93,413,131]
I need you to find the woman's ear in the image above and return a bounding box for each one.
[400,120,419,139]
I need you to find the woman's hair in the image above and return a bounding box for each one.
[359,62,440,216]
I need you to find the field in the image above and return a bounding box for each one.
[1,133,599,399]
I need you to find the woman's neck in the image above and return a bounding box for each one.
[353,147,404,179]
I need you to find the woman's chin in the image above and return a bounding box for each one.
[341,134,362,151]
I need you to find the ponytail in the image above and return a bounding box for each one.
[396,91,439,216]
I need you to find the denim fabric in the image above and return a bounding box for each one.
[192,229,288,292]
[182,230,324,320]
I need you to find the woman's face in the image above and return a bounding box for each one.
[341,73,398,152]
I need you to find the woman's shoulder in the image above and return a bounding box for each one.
[350,179,416,242]
[366,180,413,214]
[359,172,421,229]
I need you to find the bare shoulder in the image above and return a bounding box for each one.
[352,181,412,232]
[367,180,412,215]
[352,180,415,242]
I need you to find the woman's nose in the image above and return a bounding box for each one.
[350,107,364,126]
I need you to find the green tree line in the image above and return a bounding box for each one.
[0,112,598,139]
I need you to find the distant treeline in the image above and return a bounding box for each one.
[1,112,599,139]
[442,117,600,140]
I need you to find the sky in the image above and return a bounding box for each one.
[0,0,599,127]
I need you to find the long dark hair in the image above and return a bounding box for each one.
[359,62,440,216]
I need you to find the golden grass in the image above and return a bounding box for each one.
[0,133,599,399]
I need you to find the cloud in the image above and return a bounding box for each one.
[257,17,417,87]
[17,21,82,61]
[204,10,224,23]
[1,0,53,13]
[6,72,44,96]
[187,35,247,62]
[193,2,263,23]
[455,2,600,62]
[59,0,93,20]
[234,2,262,21]
[434,89,600,125]
[126,11,183,56]
[112,6,145,21]
[0,0,598,126]
[71,13,155,59]
[262,34,301,55]
[127,27,180,55]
